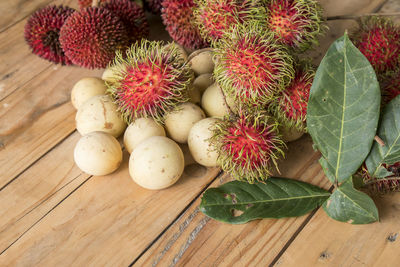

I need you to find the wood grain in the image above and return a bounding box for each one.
[275,194,400,267]
[135,136,331,266]
[0,136,220,266]
[0,67,102,188]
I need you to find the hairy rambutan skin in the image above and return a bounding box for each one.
[144,0,163,14]
[103,0,149,44]
[193,0,263,43]
[24,5,75,65]
[351,16,400,76]
[162,0,209,50]
[261,0,325,51]
[360,162,400,195]
[106,40,194,123]
[211,110,285,183]
[271,61,315,131]
[59,7,128,69]
[213,23,294,108]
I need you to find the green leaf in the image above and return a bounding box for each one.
[323,177,379,224]
[307,33,380,183]
[366,95,400,178]
[199,178,330,224]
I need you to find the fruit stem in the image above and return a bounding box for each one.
[327,12,400,21]
[92,0,100,7]
[374,135,385,147]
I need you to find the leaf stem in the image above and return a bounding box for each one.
[374,135,385,147]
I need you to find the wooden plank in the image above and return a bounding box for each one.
[0,132,90,253]
[0,0,77,101]
[135,136,332,266]
[0,67,102,189]
[0,144,220,266]
[274,194,400,267]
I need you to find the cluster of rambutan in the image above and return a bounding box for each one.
[108,0,325,183]
[24,0,149,68]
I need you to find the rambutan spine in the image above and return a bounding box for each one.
[24,5,75,65]
[193,0,264,44]
[260,0,326,51]
[351,16,400,76]
[106,40,194,123]
[270,60,315,131]
[213,22,295,108]
[211,109,285,183]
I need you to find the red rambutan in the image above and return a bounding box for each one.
[261,0,325,51]
[106,40,193,122]
[360,162,400,195]
[213,22,294,107]
[161,0,209,50]
[24,5,75,65]
[59,7,128,69]
[211,109,285,183]
[193,0,262,43]
[352,16,400,75]
[103,0,149,44]
[144,0,163,14]
[271,61,315,131]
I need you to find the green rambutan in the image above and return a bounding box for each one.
[161,0,209,50]
[59,7,129,69]
[211,109,285,183]
[351,16,400,75]
[103,0,149,44]
[193,0,262,43]
[106,40,193,123]
[261,0,325,51]
[271,61,315,131]
[213,22,294,107]
[24,5,75,65]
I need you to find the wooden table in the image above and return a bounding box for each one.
[1,0,399,266]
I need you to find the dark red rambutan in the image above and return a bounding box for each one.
[380,71,400,105]
[78,0,106,9]
[24,5,75,65]
[262,0,325,51]
[106,40,193,122]
[59,7,128,69]
[103,0,149,44]
[360,162,400,195]
[161,0,209,50]
[144,0,163,14]
[193,0,262,43]
[271,61,315,131]
[211,109,285,183]
[214,22,294,107]
[352,16,400,75]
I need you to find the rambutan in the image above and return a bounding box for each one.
[380,71,400,105]
[103,0,149,44]
[78,0,106,9]
[161,0,209,50]
[261,0,325,51]
[351,16,400,75]
[59,7,128,69]
[193,0,262,43]
[271,61,315,131]
[213,22,294,107]
[24,5,75,65]
[106,40,193,123]
[144,0,163,14]
[211,109,285,183]
[360,162,400,195]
